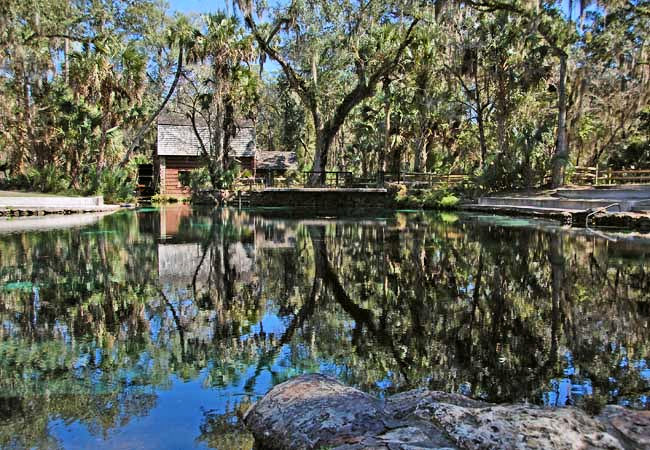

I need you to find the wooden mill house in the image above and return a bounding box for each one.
[154,113,297,196]
[156,113,253,196]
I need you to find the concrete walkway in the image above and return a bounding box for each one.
[0,192,120,216]
[475,185,650,213]
[464,185,650,229]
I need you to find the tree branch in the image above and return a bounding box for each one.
[121,46,185,165]
[242,11,316,112]
[23,33,98,44]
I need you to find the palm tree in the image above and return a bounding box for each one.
[121,16,201,165]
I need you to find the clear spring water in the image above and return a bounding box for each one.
[0,205,648,448]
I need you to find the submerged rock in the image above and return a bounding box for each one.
[245,374,646,450]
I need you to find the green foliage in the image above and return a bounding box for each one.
[421,190,459,209]
[390,183,409,203]
[283,169,301,184]
[1,0,649,198]
[438,194,460,209]
[86,168,137,203]
[393,187,460,210]
[151,194,179,204]
[25,164,71,193]
[607,107,650,169]
[178,166,238,197]
[212,167,238,190]
[179,167,211,192]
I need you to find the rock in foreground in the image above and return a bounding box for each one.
[244,374,648,450]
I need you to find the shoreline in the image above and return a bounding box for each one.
[0,210,121,233]
[460,203,650,231]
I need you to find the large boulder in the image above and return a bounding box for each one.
[245,374,643,450]
[414,400,622,449]
[598,406,650,450]
[243,374,454,449]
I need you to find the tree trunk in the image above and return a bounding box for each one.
[97,119,109,176]
[474,62,487,168]
[495,61,509,162]
[413,131,429,172]
[389,143,401,174]
[212,99,225,186]
[21,67,33,172]
[547,233,565,370]
[222,97,235,172]
[310,130,332,185]
[64,37,70,85]
[552,52,569,188]
[381,79,390,175]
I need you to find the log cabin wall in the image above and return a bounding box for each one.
[161,156,205,196]
[160,156,254,196]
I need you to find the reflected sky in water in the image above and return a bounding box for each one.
[0,206,649,448]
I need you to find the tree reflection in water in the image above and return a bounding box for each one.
[0,206,648,447]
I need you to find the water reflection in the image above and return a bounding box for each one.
[0,206,648,448]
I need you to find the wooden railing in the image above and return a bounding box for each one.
[382,172,469,187]
[233,177,266,191]
[301,171,353,187]
[600,169,650,184]
[234,166,650,192]
[571,166,650,185]
[571,166,599,184]
[235,171,470,189]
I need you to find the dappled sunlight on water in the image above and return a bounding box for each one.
[0,205,649,447]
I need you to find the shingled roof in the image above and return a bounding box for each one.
[255,151,298,171]
[157,114,255,157]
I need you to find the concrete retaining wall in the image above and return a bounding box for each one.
[0,195,104,208]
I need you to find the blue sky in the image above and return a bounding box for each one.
[167,0,590,20]
[167,0,224,14]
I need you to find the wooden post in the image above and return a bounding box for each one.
[159,156,166,195]
[608,168,612,185]
[595,166,599,185]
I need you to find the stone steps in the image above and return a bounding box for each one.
[478,196,631,211]
[465,204,577,214]
[462,204,575,224]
